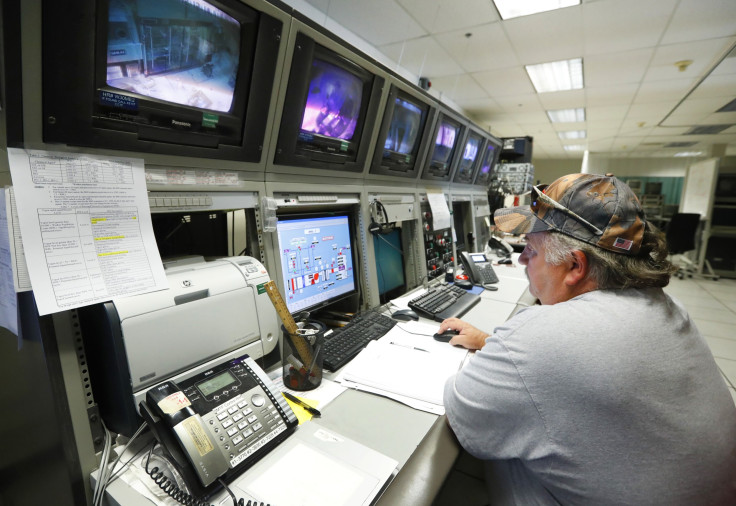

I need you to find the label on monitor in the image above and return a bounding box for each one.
[99,90,138,110]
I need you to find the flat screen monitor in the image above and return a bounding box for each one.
[453,132,483,183]
[475,136,502,186]
[452,202,468,251]
[716,174,736,199]
[370,86,433,177]
[274,32,384,173]
[423,113,464,180]
[373,228,405,299]
[275,213,358,314]
[43,0,283,161]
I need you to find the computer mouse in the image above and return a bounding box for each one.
[433,329,460,342]
[455,279,473,289]
[392,309,419,321]
[498,257,513,265]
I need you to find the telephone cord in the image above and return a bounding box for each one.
[144,443,269,506]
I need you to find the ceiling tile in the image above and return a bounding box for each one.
[378,36,464,78]
[584,49,654,87]
[491,94,544,114]
[634,78,694,104]
[537,89,586,110]
[690,74,736,100]
[434,23,518,73]
[307,0,426,46]
[661,0,736,44]
[582,0,678,55]
[501,6,584,64]
[472,67,536,97]
[585,84,638,107]
[430,74,489,102]
[587,105,628,122]
[643,38,736,82]
[397,0,501,34]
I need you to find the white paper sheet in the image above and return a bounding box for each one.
[427,192,451,230]
[0,190,18,335]
[336,321,467,412]
[245,442,365,506]
[7,149,168,315]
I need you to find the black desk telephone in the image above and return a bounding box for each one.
[139,354,297,501]
[458,251,500,286]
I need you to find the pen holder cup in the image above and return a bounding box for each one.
[281,320,326,391]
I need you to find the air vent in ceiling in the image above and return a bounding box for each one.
[717,98,736,113]
[684,125,733,135]
[664,141,698,147]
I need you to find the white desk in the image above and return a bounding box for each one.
[94,271,531,506]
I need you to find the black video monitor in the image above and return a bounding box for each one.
[475,136,502,186]
[43,0,283,161]
[275,212,359,315]
[453,131,484,184]
[423,113,464,181]
[373,228,406,301]
[274,32,384,173]
[370,86,433,177]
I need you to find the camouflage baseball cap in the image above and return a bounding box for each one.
[494,173,646,255]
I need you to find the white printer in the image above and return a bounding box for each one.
[79,256,281,436]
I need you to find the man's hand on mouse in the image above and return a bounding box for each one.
[438,318,489,350]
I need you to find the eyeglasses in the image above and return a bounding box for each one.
[531,185,604,235]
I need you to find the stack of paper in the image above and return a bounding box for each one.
[337,321,468,414]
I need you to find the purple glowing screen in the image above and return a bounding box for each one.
[300,59,363,141]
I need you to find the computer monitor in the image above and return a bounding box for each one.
[373,228,406,300]
[275,212,358,314]
[422,111,465,181]
[716,174,736,199]
[452,201,468,251]
[475,135,502,186]
[370,85,435,178]
[43,0,283,161]
[453,131,483,184]
[274,32,384,173]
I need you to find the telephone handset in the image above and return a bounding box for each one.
[488,237,514,257]
[140,354,297,500]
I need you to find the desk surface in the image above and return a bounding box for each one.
[97,258,531,506]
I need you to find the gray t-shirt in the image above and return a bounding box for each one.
[444,288,736,505]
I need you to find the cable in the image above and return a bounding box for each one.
[143,442,271,506]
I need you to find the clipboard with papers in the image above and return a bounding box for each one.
[336,321,469,415]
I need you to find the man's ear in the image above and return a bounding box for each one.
[565,249,589,286]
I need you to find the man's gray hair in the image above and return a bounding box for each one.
[539,224,677,289]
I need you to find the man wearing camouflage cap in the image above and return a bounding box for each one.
[440,173,736,505]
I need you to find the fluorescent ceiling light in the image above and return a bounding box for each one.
[563,145,586,151]
[526,58,584,93]
[674,151,704,157]
[493,0,580,20]
[558,130,586,139]
[547,108,586,123]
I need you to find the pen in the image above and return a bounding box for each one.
[389,341,429,353]
[282,391,322,417]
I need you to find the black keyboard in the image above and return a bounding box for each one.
[479,263,499,284]
[408,284,481,322]
[322,310,397,371]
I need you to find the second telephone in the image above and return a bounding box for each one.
[140,354,298,498]
[459,251,499,286]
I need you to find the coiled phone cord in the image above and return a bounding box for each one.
[144,443,269,506]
